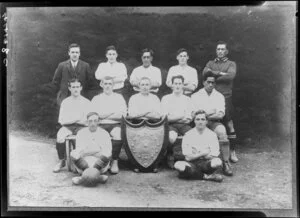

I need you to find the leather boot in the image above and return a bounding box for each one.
[223,161,233,176]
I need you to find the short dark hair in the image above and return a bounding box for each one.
[216,41,228,50]
[102,76,115,84]
[203,71,217,82]
[141,48,154,57]
[68,78,81,87]
[193,110,208,120]
[139,76,151,84]
[87,112,100,120]
[176,48,188,56]
[106,45,117,54]
[68,43,80,51]
[171,75,185,84]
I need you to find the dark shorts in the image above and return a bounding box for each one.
[224,96,234,122]
[178,158,216,180]
[169,123,192,136]
[63,123,85,135]
[99,123,121,133]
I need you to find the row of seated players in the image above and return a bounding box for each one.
[53,72,234,185]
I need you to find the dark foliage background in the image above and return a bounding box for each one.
[7,6,295,141]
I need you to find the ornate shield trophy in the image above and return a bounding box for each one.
[122,116,168,172]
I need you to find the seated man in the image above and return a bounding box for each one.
[191,71,233,176]
[161,75,193,168]
[127,77,163,173]
[174,110,223,182]
[127,77,162,123]
[91,76,127,174]
[53,78,91,173]
[70,112,112,186]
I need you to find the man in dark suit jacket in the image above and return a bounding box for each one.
[49,43,94,106]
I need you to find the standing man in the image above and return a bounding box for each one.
[70,112,112,186]
[191,71,233,176]
[130,48,162,93]
[95,45,128,94]
[166,48,198,96]
[50,43,93,106]
[53,78,92,173]
[203,41,238,163]
[174,110,223,182]
[161,75,193,168]
[91,76,127,174]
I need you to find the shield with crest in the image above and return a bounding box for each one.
[122,116,168,172]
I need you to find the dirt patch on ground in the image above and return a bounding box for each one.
[7,131,294,215]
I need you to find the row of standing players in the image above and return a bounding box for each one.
[49,41,238,185]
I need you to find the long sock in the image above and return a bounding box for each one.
[112,140,123,160]
[172,138,185,161]
[228,132,237,150]
[219,140,230,162]
[56,142,66,160]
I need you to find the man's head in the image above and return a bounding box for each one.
[101,76,114,95]
[87,112,100,132]
[203,71,217,94]
[68,78,82,97]
[176,48,189,65]
[193,110,208,131]
[68,43,80,62]
[139,77,152,95]
[171,75,185,94]
[141,48,154,68]
[216,41,228,59]
[105,45,118,64]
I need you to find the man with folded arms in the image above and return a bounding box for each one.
[161,75,193,168]
[91,76,127,174]
[174,110,223,182]
[191,71,233,176]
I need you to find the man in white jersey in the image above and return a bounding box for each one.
[166,48,198,96]
[53,78,92,173]
[128,77,162,123]
[174,110,223,182]
[191,71,233,176]
[94,45,128,94]
[127,77,162,173]
[161,75,193,168]
[130,48,162,93]
[91,76,127,174]
[70,112,112,186]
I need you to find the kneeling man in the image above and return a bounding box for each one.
[174,110,223,182]
[71,112,112,186]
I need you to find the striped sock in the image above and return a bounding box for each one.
[228,132,237,150]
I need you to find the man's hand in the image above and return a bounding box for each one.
[70,150,81,160]
[206,108,216,116]
[219,72,228,76]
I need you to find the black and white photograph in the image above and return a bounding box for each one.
[4,2,297,217]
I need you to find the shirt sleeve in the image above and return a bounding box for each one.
[217,94,225,114]
[95,63,104,81]
[156,68,162,87]
[75,129,86,154]
[182,133,193,157]
[100,130,112,158]
[216,61,237,82]
[160,96,169,116]
[118,95,127,117]
[166,67,174,88]
[51,63,63,93]
[129,68,138,86]
[118,63,128,81]
[152,95,162,116]
[127,96,138,117]
[185,97,193,120]
[209,132,220,157]
[186,68,198,90]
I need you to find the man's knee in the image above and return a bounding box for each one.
[110,127,121,140]
[210,158,222,168]
[169,131,178,144]
[57,127,72,143]
[214,125,228,141]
